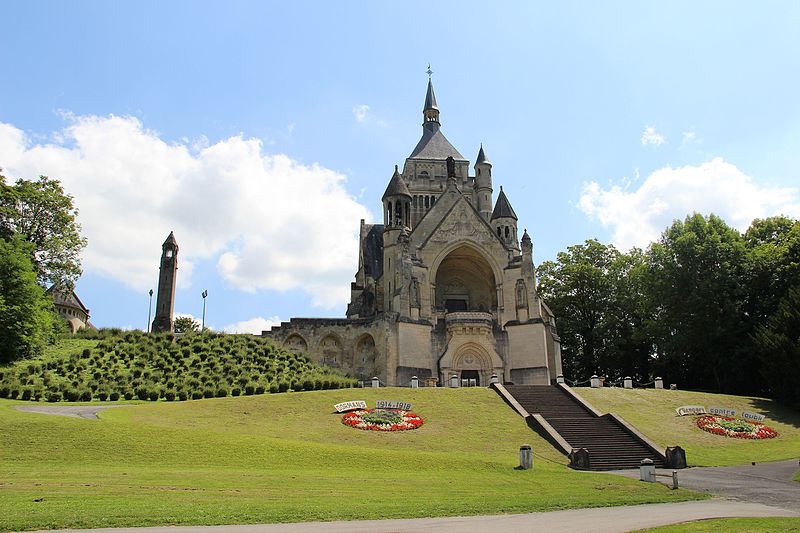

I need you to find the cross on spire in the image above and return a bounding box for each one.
[426,64,433,78]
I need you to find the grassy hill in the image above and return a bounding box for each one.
[0,332,355,402]
[576,387,800,466]
[0,388,703,531]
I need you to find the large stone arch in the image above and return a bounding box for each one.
[352,333,378,380]
[430,242,500,313]
[318,333,344,367]
[440,341,503,386]
[284,334,308,353]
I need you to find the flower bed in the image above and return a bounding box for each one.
[341,409,424,431]
[696,415,778,439]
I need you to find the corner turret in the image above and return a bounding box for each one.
[491,186,519,251]
[382,165,412,229]
[474,144,493,221]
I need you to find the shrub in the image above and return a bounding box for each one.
[123,391,134,400]
[80,389,93,402]
[277,381,289,393]
[244,383,255,395]
[135,388,149,401]
[255,384,265,395]
[177,390,188,401]
[147,389,160,401]
[45,390,62,402]
[110,391,120,401]
[191,390,204,400]
[203,388,214,398]
[98,390,109,401]
[215,387,227,398]
[231,387,241,397]
[20,388,33,401]
[164,390,176,401]
[269,383,279,394]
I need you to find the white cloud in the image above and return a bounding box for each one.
[351,104,386,128]
[223,315,282,335]
[0,115,372,308]
[641,126,666,146]
[579,157,800,250]
[352,104,370,123]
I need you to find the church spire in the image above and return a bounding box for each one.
[423,65,440,127]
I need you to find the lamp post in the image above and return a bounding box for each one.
[201,290,208,331]
[147,289,154,333]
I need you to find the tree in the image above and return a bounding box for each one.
[645,213,750,393]
[752,284,800,406]
[173,316,200,334]
[0,173,87,290]
[0,236,58,363]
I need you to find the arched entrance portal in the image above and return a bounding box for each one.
[434,245,497,313]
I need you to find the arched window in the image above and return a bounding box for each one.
[497,227,502,237]
[425,196,430,208]
[431,195,436,205]
[505,226,510,239]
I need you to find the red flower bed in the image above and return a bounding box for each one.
[341,409,424,431]
[696,415,778,439]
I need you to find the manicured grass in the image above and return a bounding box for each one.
[576,387,800,467]
[636,517,800,532]
[0,388,704,531]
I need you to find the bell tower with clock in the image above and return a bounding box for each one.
[151,231,179,333]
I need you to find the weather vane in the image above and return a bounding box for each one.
[426,64,433,78]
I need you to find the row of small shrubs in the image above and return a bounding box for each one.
[0,330,357,402]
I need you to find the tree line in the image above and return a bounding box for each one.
[537,213,800,406]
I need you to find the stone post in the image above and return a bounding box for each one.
[449,374,459,388]
[372,376,380,388]
[655,377,664,389]
[624,377,633,389]
[556,375,565,384]
[411,375,419,388]
[590,374,601,388]
[489,373,499,385]
[519,444,533,470]
[665,446,687,469]
[639,458,655,482]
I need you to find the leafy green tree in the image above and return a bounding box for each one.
[646,213,750,393]
[752,284,800,406]
[537,239,620,381]
[0,236,57,363]
[0,173,87,290]
[173,316,200,333]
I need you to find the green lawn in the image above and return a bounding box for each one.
[636,517,800,532]
[576,387,800,466]
[0,388,703,531]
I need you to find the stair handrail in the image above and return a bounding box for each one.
[556,383,604,417]
[605,412,668,463]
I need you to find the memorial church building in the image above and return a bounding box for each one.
[265,77,563,386]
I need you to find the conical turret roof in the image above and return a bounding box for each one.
[163,231,178,247]
[424,78,438,111]
[382,165,412,200]
[491,187,518,220]
[475,144,490,165]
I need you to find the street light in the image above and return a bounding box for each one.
[201,290,208,331]
[147,289,154,333]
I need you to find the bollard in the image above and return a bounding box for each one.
[623,376,633,389]
[519,444,533,470]
[490,373,499,385]
[654,377,664,389]
[672,470,678,489]
[556,375,565,384]
[450,374,459,388]
[372,376,380,388]
[411,375,419,388]
[639,458,655,482]
[590,374,601,388]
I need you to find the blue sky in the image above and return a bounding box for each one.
[1,1,799,332]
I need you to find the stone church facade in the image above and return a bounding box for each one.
[265,77,562,386]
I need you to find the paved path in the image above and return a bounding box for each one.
[12,404,124,419]
[20,501,798,533]
[612,458,800,510]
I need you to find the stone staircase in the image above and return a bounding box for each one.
[503,385,667,471]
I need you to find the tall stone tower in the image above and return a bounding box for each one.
[151,231,178,333]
